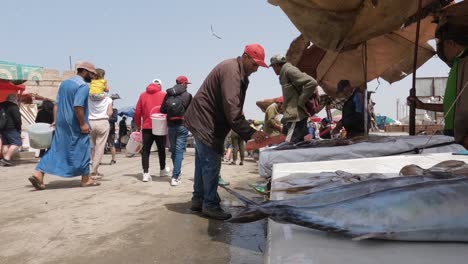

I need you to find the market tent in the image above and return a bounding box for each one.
[0,80,25,102]
[268,0,451,51]
[0,61,43,82]
[286,16,436,97]
[0,60,43,102]
[118,106,135,118]
[376,115,401,129]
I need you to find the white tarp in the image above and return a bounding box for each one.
[259,135,464,177]
[267,153,468,264]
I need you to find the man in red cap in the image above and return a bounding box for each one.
[184,43,268,220]
[160,75,193,186]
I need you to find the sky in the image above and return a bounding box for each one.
[1,0,452,120]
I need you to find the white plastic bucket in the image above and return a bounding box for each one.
[126,132,142,154]
[151,113,167,135]
[27,123,54,149]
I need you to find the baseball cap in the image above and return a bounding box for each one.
[75,61,97,74]
[176,75,191,84]
[269,54,287,67]
[244,43,268,67]
[152,79,163,86]
[274,96,283,103]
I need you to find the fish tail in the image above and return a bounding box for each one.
[219,185,258,206]
[220,185,270,223]
[228,206,269,223]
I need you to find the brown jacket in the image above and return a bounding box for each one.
[454,55,468,142]
[184,57,256,154]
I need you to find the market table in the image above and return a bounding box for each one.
[259,135,464,177]
[266,153,468,264]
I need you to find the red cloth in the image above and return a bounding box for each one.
[134,83,166,129]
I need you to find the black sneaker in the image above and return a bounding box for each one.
[0,159,13,167]
[202,206,232,220]
[190,199,203,212]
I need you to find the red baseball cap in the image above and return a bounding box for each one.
[275,96,283,103]
[244,43,268,68]
[176,75,191,84]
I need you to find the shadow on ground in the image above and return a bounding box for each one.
[164,201,196,215]
[122,173,171,182]
[41,180,83,190]
[164,201,266,256]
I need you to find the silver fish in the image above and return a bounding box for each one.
[274,160,468,195]
[228,175,465,223]
[400,160,468,177]
[228,178,468,242]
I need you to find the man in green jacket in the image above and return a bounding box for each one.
[408,23,468,148]
[270,54,318,143]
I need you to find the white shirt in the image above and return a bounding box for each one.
[88,97,112,120]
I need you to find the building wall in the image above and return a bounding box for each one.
[23,69,75,101]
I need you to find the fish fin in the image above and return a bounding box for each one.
[219,185,258,206]
[335,170,353,177]
[352,232,385,241]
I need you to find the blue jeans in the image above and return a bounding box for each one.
[192,138,222,208]
[168,125,188,178]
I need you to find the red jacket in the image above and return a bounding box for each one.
[134,83,166,129]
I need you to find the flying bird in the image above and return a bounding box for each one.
[211,25,222,39]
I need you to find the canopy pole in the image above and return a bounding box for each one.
[409,0,423,136]
[363,41,368,135]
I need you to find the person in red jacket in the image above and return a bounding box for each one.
[134,82,171,182]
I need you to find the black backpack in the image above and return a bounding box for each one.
[109,108,118,123]
[165,95,185,119]
[0,106,7,131]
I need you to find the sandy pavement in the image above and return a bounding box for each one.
[0,150,266,264]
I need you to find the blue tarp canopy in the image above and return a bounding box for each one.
[118,106,135,117]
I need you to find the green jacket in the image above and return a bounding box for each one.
[454,55,468,142]
[279,62,317,122]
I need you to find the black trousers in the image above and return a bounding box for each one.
[141,129,166,173]
[285,118,308,144]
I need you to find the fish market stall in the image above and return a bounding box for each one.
[265,153,468,264]
[259,135,463,177]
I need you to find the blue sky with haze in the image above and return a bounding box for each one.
[1,0,452,120]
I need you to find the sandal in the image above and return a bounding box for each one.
[28,176,46,190]
[110,160,116,165]
[90,172,104,180]
[80,181,101,187]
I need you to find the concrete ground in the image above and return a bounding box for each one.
[0,149,267,264]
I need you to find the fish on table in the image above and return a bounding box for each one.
[225,160,468,242]
[227,178,468,242]
[227,174,467,224]
[272,160,468,196]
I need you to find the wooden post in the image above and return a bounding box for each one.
[409,0,423,135]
